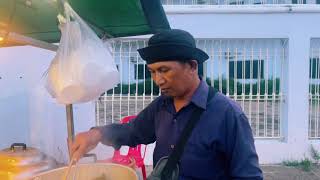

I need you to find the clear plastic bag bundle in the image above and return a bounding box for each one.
[46,2,119,104]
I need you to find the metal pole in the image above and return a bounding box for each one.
[6,32,58,51]
[66,104,75,158]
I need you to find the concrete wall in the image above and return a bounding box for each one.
[0,46,53,149]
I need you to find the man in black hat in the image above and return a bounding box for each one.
[71,29,263,179]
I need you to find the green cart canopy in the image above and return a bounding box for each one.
[0,0,170,47]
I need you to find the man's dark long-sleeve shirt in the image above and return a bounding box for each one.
[101,81,263,179]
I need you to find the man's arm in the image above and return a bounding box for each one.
[225,107,263,180]
[70,97,159,161]
[99,103,157,148]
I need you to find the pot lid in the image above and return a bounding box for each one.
[0,143,45,166]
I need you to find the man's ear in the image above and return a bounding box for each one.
[189,60,198,71]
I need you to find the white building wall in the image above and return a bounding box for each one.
[0,46,53,149]
[1,6,320,165]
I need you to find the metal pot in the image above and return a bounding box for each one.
[0,143,57,180]
[32,163,138,180]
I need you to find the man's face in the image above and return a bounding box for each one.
[147,60,196,97]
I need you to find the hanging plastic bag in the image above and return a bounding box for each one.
[45,2,119,104]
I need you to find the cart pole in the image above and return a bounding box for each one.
[66,104,74,160]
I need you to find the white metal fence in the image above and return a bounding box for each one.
[161,0,319,5]
[201,39,286,138]
[309,39,320,139]
[96,38,287,138]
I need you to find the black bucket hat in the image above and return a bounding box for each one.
[137,29,209,64]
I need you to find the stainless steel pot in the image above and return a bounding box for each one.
[0,143,57,180]
[32,163,138,180]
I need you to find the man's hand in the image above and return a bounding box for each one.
[70,128,102,162]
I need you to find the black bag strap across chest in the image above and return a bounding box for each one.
[161,86,218,179]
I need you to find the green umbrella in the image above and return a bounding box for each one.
[0,0,170,47]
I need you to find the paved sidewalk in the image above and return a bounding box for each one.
[144,165,320,179]
[262,165,320,180]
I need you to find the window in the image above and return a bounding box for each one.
[229,60,264,79]
[134,64,151,80]
[310,57,320,79]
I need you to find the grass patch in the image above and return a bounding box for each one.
[282,145,320,172]
[310,145,320,164]
[283,158,312,172]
